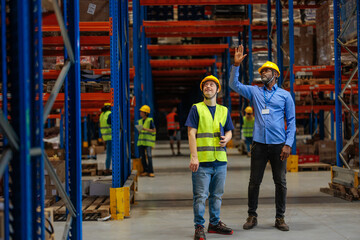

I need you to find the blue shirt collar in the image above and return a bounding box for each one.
[264,83,278,92]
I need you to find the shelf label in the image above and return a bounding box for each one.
[87,3,96,15]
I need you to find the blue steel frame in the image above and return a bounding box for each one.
[357,0,360,170]
[30,0,45,238]
[248,5,253,84]
[276,0,284,87]
[333,0,343,167]
[8,0,32,238]
[1,0,9,238]
[66,0,83,238]
[225,37,231,112]
[133,0,141,158]
[267,0,272,61]
[288,0,296,154]
[110,0,122,187]
[213,55,218,78]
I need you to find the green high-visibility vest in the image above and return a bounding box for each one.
[137,117,156,147]
[195,102,228,162]
[100,111,112,141]
[243,116,254,138]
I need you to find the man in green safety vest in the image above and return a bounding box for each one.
[99,103,112,175]
[243,106,255,157]
[136,105,156,177]
[185,75,235,240]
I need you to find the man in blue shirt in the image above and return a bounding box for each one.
[186,75,234,240]
[229,45,296,231]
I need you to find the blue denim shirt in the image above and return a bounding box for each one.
[229,65,296,146]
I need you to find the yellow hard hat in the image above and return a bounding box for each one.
[104,103,111,106]
[140,105,150,114]
[245,106,253,114]
[200,75,221,92]
[258,61,281,77]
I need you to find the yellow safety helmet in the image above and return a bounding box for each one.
[245,106,253,114]
[200,75,221,92]
[140,105,151,114]
[104,103,111,106]
[258,61,281,77]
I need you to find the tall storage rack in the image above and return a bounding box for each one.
[1,0,132,239]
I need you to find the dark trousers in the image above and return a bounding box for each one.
[139,146,154,173]
[248,141,287,218]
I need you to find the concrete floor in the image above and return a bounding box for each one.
[54,141,360,240]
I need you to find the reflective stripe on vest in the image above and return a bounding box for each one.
[100,111,112,141]
[137,117,156,147]
[166,112,180,130]
[243,116,254,137]
[195,102,228,162]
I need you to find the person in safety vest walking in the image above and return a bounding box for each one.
[185,75,235,240]
[99,103,112,175]
[229,45,296,231]
[136,105,156,177]
[166,106,181,156]
[243,106,255,157]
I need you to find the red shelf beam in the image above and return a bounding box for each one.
[43,49,110,57]
[42,22,110,32]
[148,44,228,56]
[43,36,110,47]
[150,59,218,68]
[152,69,207,77]
[43,68,135,80]
[140,0,266,5]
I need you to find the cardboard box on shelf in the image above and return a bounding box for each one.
[45,208,55,240]
[79,0,109,22]
[95,145,105,154]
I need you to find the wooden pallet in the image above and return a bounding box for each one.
[298,163,331,171]
[320,182,360,202]
[82,163,97,176]
[49,196,110,221]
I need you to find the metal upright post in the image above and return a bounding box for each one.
[333,0,343,167]
[66,0,83,237]
[1,0,9,238]
[226,37,231,112]
[83,116,88,147]
[320,111,325,139]
[8,0,32,238]
[30,0,44,238]
[267,0,272,61]
[133,0,140,158]
[357,0,360,170]
[213,55,218,78]
[242,28,248,85]
[248,5,253,84]
[276,0,284,87]
[110,0,122,188]
[141,5,146,107]
[60,110,64,148]
[288,0,296,154]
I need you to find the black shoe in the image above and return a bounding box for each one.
[275,218,289,231]
[243,216,257,230]
[208,220,233,235]
[194,225,206,240]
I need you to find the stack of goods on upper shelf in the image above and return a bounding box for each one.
[213,5,247,20]
[178,5,205,20]
[147,5,174,20]
[252,4,301,25]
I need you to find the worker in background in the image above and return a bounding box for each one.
[186,75,235,240]
[229,45,296,231]
[136,105,156,177]
[243,106,255,157]
[99,103,112,175]
[166,106,181,156]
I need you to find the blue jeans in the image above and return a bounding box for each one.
[139,146,154,173]
[248,142,286,218]
[105,140,112,170]
[192,164,227,228]
[245,137,253,153]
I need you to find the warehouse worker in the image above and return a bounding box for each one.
[99,103,112,175]
[136,105,156,177]
[166,106,181,156]
[186,75,235,239]
[229,45,296,231]
[243,106,255,157]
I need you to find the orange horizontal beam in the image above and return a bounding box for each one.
[145,26,245,34]
[43,49,110,57]
[43,93,111,102]
[146,32,241,38]
[42,22,110,32]
[140,0,266,5]
[43,36,110,47]
[153,77,200,82]
[143,20,250,27]
[152,69,207,76]
[148,44,228,56]
[150,59,215,68]
[43,68,135,79]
